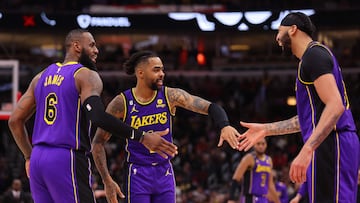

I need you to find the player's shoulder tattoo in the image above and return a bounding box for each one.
[106,95,125,117]
[167,87,187,103]
[167,87,209,112]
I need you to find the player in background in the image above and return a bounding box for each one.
[227,138,280,203]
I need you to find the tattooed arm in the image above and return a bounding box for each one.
[263,115,300,136]
[289,74,344,183]
[303,74,344,151]
[239,116,300,151]
[92,94,125,181]
[167,87,210,114]
[91,94,125,170]
[91,94,126,201]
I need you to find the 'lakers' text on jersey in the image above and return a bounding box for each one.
[122,86,174,165]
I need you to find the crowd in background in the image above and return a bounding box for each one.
[0,63,359,202]
[0,1,360,202]
[2,32,360,75]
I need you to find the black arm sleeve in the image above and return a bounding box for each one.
[208,103,230,130]
[229,179,241,201]
[83,96,144,141]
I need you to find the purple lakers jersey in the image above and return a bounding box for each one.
[242,153,271,196]
[122,86,174,165]
[33,62,92,151]
[296,42,357,141]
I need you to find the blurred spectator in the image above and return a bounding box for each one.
[2,178,33,203]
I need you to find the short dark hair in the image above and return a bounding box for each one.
[64,29,88,51]
[280,12,316,39]
[123,51,158,75]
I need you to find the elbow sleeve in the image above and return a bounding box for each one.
[229,179,241,200]
[208,103,230,130]
[83,96,144,141]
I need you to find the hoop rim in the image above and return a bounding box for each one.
[0,112,10,120]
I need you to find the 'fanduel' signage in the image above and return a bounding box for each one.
[77,14,131,28]
[168,9,315,31]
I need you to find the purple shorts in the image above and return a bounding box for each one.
[30,145,95,203]
[124,161,175,203]
[306,131,359,203]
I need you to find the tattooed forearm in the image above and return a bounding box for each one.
[93,129,111,144]
[307,114,339,150]
[92,129,112,182]
[92,143,112,182]
[308,132,327,150]
[266,116,300,135]
[168,88,210,114]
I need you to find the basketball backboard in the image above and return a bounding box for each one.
[0,60,19,120]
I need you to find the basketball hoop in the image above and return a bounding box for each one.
[0,60,19,120]
[0,112,10,120]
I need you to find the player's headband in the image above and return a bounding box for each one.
[280,12,314,37]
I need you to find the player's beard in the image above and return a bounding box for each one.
[150,82,159,90]
[79,48,97,71]
[150,79,162,90]
[281,33,293,57]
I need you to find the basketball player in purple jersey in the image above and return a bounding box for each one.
[8,29,177,203]
[92,50,241,203]
[228,138,280,203]
[238,12,359,202]
[270,170,288,203]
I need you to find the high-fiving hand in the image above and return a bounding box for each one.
[237,121,267,151]
[217,125,241,149]
[141,128,178,159]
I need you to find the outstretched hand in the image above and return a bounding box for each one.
[217,125,241,150]
[103,178,125,203]
[238,121,267,151]
[141,128,178,158]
